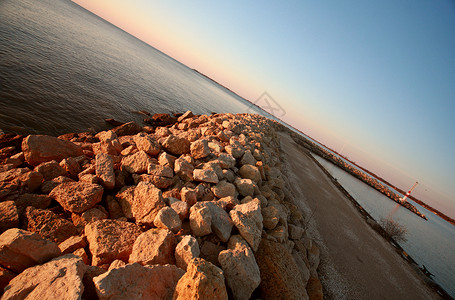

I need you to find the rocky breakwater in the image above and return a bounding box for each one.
[0,112,322,300]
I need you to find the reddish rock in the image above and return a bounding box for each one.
[41,175,74,194]
[218,235,261,300]
[58,235,87,255]
[175,157,194,181]
[85,219,142,266]
[162,135,190,156]
[106,196,125,219]
[134,134,161,156]
[129,228,176,265]
[115,186,135,219]
[133,173,173,189]
[21,135,83,166]
[132,181,166,226]
[173,258,228,300]
[82,265,106,300]
[0,266,16,292]
[190,139,211,159]
[59,157,81,179]
[239,164,261,183]
[0,201,19,233]
[215,153,236,169]
[24,206,78,243]
[154,206,182,233]
[121,150,153,174]
[177,110,195,122]
[158,151,177,168]
[2,254,86,300]
[175,235,200,271]
[148,163,174,178]
[194,169,219,184]
[73,247,90,265]
[255,239,308,300]
[189,206,212,237]
[50,181,103,213]
[112,121,142,136]
[18,170,44,192]
[96,153,115,189]
[212,180,236,198]
[92,141,118,156]
[181,187,197,206]
[94,263,184,300]
[95,130,117,142]
[234,177,254,197]
[0,228,60,273]
[171,201,190,220]
[35,160,67,181]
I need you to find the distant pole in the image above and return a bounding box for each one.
[400,182,419,203]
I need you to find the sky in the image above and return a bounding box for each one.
[72,0,455,218]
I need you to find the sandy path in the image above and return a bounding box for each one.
[279,131,438,299]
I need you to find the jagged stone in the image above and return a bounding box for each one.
[239,164,261,183]
[22,135,83,166]
[0,228,61,273]
[59,157,81,179]
[95,130,117,142]
[129,228,175,265]
[96,153,115,189]
[158,151,177,168]
[173,258,228,300]
[134,134,160,156]
[154,206,182,233]
[175,235,200,271]
[194,169,219,184]
[50,181,103,213]
[85,219,142,266]
[35,160,67,181]
[229,199,263,251]
[191,202,233,242]
[112,121,142,136]
[262,206,280,230]
[162,135,190,156]
[240,150,256,166]
[189,205,212,237]
[174,157,194,181]
[2,254,86,300]
[94,263,184,300]
[121,150,153,174]
[171,201,190,220]
[59,235,87,255]
[190,139,211,159]
[218,235,260,300]
[216,153,236,169]
[212,180,236,198]
[132,181,166,226]
[0,201,18,233]
[234,177,254,197]
[256,239,309,300]
[177,110,194,122]
[24,206,78,243]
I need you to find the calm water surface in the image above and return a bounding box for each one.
[315,155,455,297]
[0,0,269,136]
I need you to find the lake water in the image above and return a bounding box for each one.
[0,0,271,137]
[314,154,455,298]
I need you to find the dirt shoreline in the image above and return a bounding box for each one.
[278,130,443,299]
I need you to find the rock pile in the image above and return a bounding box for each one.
[0,112,322,299]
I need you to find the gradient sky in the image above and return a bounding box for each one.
[73,0,455,218]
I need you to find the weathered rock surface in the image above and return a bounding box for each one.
[129,228,176,265]
[162,135,190,156]
[189,205,212,236]
[85,219,142,266]
[24,206,78,243]
[234,178,254,197]
[191,202,233,242]
[261,205,280,230]
[2,254,87,300]
[132,181,166,226]
[96,153,115,189]
[218,235,261,300]
[0,228,60,273]
[0,201,18,232]
[239,164,261,183]
[134,134,161,156]
[94,263,184,300]
[190,139,211,159]
[59,235,87,255]
[229,199,263,251]
[255,239,309,300]
[154,206,182,233]
[173,258,228,300]
[212,180,236,198]
[50,181,104,213]
[22,135,83,166]
[175,235,200,270]
[121,150,153,174]
[112,121,142,136]
[193,169,219,184]
[35,160,67,181]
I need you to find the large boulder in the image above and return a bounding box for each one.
[85,219,142,266]
[238,164,261,183]
[129,228,176,265]
[173,258,228,300]
[234,178,254,197]
[134,134,160,156]
[2,254,87,300]
[154,206,182,233]
[229,199,263,251]
[96,153,115,189]
[255,239,309,300]
[190,139,211,159]
[121,150,153,174]
[175,235,200,271]
[218,235,261,300]
[162,135,190,156]
[190,202,233,242]
[22,135,83,166]
[50,181,104,213]
[0,201,18,233]
[174,157,194,181]
[132,181,166,226]
[93,263,184,300]
[35,160,67,181]
[0,228,60,273]
[24,206,78,243]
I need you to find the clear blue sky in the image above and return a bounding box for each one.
[73,0,455,218]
